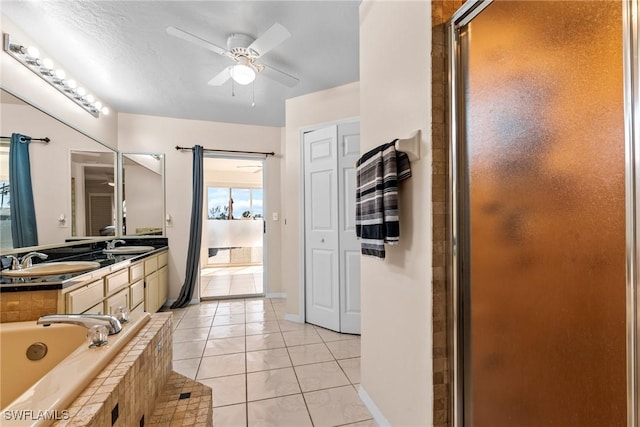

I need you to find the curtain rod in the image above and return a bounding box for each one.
[0,136,50,143]
[175,145,275,157]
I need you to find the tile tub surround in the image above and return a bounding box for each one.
[165,297,377,427]
[0,289,58,322]
[52,313,175,426]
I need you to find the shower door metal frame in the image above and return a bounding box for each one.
[447,1,640,426]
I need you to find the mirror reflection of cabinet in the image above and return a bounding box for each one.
[70,150,116,237]
[121,153,165,236]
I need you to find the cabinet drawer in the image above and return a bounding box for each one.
[105,288,129,315]
[130,262,144,283]
[105,269,129,295]
[130,279,145,308]
[158,251,168,267]
[67,279,104,314]
[144,256,158,275]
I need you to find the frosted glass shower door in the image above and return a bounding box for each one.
[457,1,627,426]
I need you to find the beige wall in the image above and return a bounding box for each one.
[359,1,433,426]
[281,81,360,317]
[117,113,283,302]
[0,15,118,149]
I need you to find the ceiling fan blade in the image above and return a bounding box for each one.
[208,67,232,86]
[260,64,299,88]
[248,22,290,57]
[166,26,227,56]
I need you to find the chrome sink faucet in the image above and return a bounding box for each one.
[106,239,126,250]
[4,252,48,270]
[20,252,48,269]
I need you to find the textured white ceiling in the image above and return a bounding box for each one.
[1,1,360,126]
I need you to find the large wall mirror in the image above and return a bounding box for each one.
[0,88,166,251]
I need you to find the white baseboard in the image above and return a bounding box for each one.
[358,385,391,427]
[284,313,303,323]
[266,292,286,299]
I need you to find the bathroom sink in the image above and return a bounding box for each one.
[103,245,155,254]
[2,261,101,277]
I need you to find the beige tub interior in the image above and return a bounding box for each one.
[0,322,86,408]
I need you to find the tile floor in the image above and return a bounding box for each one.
[200,266,264,298]
[164,297,377,427]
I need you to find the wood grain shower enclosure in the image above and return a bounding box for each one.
[459,1,626,426]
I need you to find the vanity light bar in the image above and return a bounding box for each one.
[2,33,109,118]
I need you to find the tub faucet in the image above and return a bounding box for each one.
[37,314,123,335]
[106,239,126,250]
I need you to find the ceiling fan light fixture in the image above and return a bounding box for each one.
[231,64,256,85]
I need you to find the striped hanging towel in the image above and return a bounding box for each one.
[355,140,412,259]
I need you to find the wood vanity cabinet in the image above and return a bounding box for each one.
[144,251,168,313]
[61,249,169,315]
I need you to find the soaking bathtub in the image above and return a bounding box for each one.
[0,313,150,426]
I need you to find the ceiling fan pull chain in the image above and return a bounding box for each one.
[251,81,256,107]
[231,73,235,97]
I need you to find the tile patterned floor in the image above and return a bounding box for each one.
[164,298,377,427]
[200,266,264,298]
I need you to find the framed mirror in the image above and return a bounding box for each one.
[70,150,117,237]
[120,152,165,236]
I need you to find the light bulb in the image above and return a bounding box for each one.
[86,94,94,103]
[55,69,66,79]
[26,46,39,58]
[66,79,77,89]
[231,64,256,85]
[42,58,53,70]
[77,87,86,97]
[94,101,103,110]
[101,107,110,115]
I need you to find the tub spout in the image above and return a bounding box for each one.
[37,314,123,335]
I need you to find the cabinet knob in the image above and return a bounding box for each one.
[321,238,325,243]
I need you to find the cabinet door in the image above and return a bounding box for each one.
[82,302,104,315]
[145,271,159,313]
[130,279,145,308]
[105,288,129,315]
[130,302,144,318]
[158,265,168,309]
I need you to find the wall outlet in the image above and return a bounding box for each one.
[272,212,279,221]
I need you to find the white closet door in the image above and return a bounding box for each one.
[304,126,340,331]
[337,122,361,334]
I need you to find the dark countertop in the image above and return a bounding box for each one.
[0,246,168,292]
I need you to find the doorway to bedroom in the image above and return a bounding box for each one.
[200,156,265,299]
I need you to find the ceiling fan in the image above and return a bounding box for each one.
[166,23,299,88]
